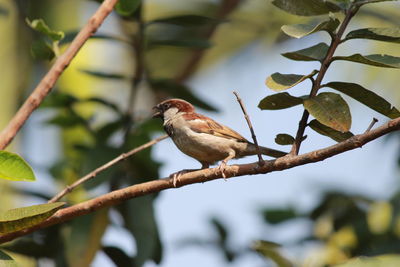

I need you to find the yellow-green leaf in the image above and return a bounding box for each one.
[334,254,400,267]
[0,202,65,234]
[258,93,304,110]
[334,54,400,68]
[309,119,354,142]
[304,93,351,132]
[0,250,18,267]
[0,151,36,182]
[282,18,340,38]
[266,70,318,91]
[26,18,64,41]
[282,42,329,62]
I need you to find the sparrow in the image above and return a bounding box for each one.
[152,98,286,184]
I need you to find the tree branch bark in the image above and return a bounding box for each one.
[0,0,118,150]
[1,116,399,244]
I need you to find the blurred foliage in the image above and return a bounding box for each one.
[0,0,399,266]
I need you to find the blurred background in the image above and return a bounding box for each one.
[0,0,400,266]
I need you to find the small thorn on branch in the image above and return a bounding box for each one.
[233,91,264,166]
[365,117,378,133]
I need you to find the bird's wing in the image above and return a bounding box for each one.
[183,113,248,143]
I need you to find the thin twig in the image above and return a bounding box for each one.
[48,134,168,203]
[233,91,264,165]
[2,116,400,243]
[365,118,378,133]
[0,0,119,150]
[289,5,360,156]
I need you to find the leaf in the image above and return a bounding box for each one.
[334,254,400,267]
[309,119,354,142]
[0,250,17,267]
[266,70,318,91]
[46,112,86,128]
[324,82,400,119]
[252,240,292,267]
[150,79,217,111]
[61,31,130,45]
[275,134,295,145]
[0,202,64,234]
[148,15,220,26]
[334,54,400,68]
[303,92,351,132]
[345,27,400,43]
[262,208,298,224]
[26,18,64,41]
[258,93,304,110]
[115,0,141,16]
[0,151,36,182]
[79,69,130,80]
[147,38,212,49]
[272,0,341,16]
[30,40,55,61]
[103,246,133,267]
[40,91,78,108]
[64,209,109,267]
[282,42,329,62]
[117,195,162,266]
[282,18,340,38]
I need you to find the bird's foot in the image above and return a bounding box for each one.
[169,169,197,187]
[218,161,228,180]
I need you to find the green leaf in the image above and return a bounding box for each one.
[282,18,340,38]
[64,209,109,267]
[147,38,212,49]
[40,91,78,108]
[345,27,400,43]
[26,18,64,41]
[103,246,133,266]
[46,112,86,128]
[150,79,217,111]
[275,134,295,145]
[0,151,36,182]
[272,0,341,16]
[309,119,354,142]
[80,69,130,80]
[282,42,329,62]
[334,54,400,68]
[266,70,318,91]
[117,195,162,266]
[148,15,220,26]
[0,250,18,267]
[262,208,298,224]
[0,202,64,234]
[258,93,304,110]
[324,82,400,119]
[304,92,351,132]
[115,0,141,16]
[30,40,55,61]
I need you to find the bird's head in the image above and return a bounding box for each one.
[152,99,195,120]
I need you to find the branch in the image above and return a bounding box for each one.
[289,5,360,155]
[233,91,264,165]
[2,116,399,243]
[48,134,168,203]
[0,0,119,150]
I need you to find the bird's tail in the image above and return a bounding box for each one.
[241,143,287,158]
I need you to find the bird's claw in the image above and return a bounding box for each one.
[169,169,193,187]
[218,161,228,180]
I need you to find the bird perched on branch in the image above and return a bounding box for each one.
[153,98,286,184]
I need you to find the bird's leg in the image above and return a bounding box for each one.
[170,162,209,187]
[218,151,235,179]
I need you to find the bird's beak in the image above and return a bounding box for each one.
[152,106,162,118]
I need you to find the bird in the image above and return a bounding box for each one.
[152,98,286,185]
